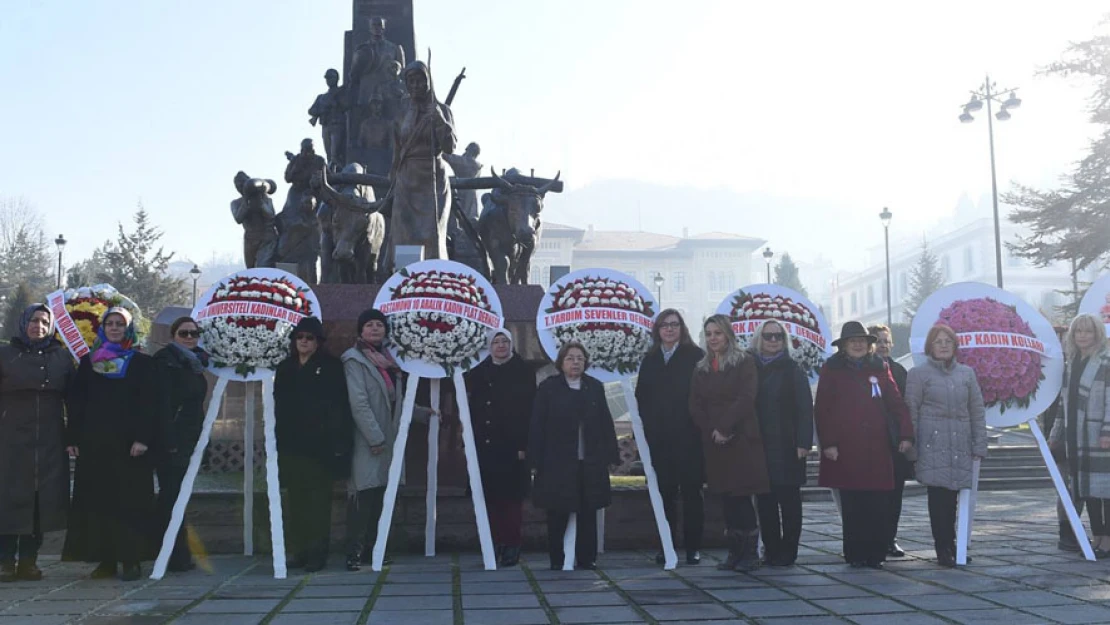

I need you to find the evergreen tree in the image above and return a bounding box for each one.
[1,283,33,340]
[98,205,189,318]
[773,252,809,297]
[903,241,945,322]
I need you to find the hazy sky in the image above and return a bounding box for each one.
[0,1,1105,271]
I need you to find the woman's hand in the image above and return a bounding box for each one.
[711,429,731,445]
[796,447,809,459]
[823,446,839,461]
[517,451,526,460]
[66,446,79,458]
[898,440,913,454]
[370,444,386,456]
[130,442,148,457]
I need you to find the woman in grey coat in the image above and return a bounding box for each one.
[905,323,987,567]
[1049,314,1110,556]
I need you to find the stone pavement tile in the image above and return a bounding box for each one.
[554,605,643,624]
[661,621,747,625]
[1016,573,1096,587]
[897,593,995,610]
[459,570,528,582]
[862,582,951,597]
[127,585,215,600]
[681,575,767,589]
[0,617,70,625]
[188,598,282,613]
[34,586,129,600]
[526,568,600,581]
[174,615,265,625]
[95,599,193,615]
[976,589,1080,607]
[212,585,295,599]
[613,578,689,591]
[1024,604,1110,624]
[542,592,627,607]
[729,600,827,618]
[641,602,736,621]
[78,617,171,625]
[604,567,667,580]
[461,593,541,609]
[460,608,550,625]
[811,597,913,615]
[301,571,379,585]
[623,589,708,605]
[761,574,837,587]
[707,587,793,602]
[935,607,1055,625]
[269,613,360,625]
[373,596,454,610]
[921,575,1023,593]
[460,580,534,595]
[535,579,611,593]
[1055,584,1110,600]
[846,614,952,625]
[1,599,104,615]
[281,597,368,612]
[378,582,453,596]
[783,584,873,600]
[295,584,375,598]
[386,572,453,584]
[365,609,455,624]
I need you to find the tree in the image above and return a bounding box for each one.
[1,283,33,340]
[773,252,809,297]
[0,197,54,298]
[66,243,112,289]
[1005,17,1110,279]
[903,241,945,322]
[96,205,189,318]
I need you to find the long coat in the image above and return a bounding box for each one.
[529,374,619,513]
[815,353,913,491]
[1050,350,1110,498]
[466,353,536,502]
[63,353,160,562]
[342,347,401,492]
[274,351,351,477]
[635,343,705,491]
[152,345,208,467]
[753,354,814,487]
[689,356,769,496]
[0,339,76,535]
[905,357,987,490]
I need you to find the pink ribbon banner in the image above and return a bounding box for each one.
[541,307,654,331]
[46,290,89,361]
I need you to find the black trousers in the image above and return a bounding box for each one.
[1086,498,1110,535]
[346,487,386,557]
[840,490,891,564]
[722,495,758,532]
[156,461,192,567]
[279,454,334,564]
[545,463,598,568]
[0,493,42,563]
[757,486,802,562]
[659,478,704,552]
[927,487,959,546]
[888,478,905,542]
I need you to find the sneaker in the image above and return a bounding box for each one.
[685,550,701,565]
[887,541,905,558]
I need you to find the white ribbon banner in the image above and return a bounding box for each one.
[541,307,654,331]
[910,330,1058,358]
[46,290,89,361]
[195,300,307,325]
[378,297,502,329]
[730,319,828,352]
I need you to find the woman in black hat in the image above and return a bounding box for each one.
[273,317,351,572]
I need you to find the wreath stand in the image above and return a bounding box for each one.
[151,376,289,579]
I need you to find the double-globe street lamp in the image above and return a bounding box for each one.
[879,208,893,327]
[54,234,67,289]
[959,76,1022,288]
[762,247,773,283]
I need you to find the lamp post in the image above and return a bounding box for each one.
[762,247,773,283]
[190,264,202,308]
[959,75,1021,289]
[54,234,66,289]
[880,207,893,327]
[653,272,664,306]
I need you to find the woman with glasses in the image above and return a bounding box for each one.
[636,309,705,565]
[749,320,813,567]
[530,342,619,570]
[868,324,910,558]
[905,324,986,567]
[151,317,209,573]
[0,305,76,583]
[273,317,350,572]
[64,308,160,581]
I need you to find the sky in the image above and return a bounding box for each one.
[0,1,1106,273]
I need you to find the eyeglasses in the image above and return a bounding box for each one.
[295,333,318,342]
[177,329,201,338]
[762,332,785,341]
[658,321,681,330]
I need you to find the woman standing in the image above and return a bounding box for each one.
[750,319,813,567]
[153,316,209,573]
[868,324,911,558]
[689,314,768,572]
[1050,313,1110,556]
[530,342,619,570]
[466,329,536,567]
[274,317,349,572]
[905,324,986,567]
[636,309,705,565]
[0,305,76,582]
[64,308,160,581]
[815,321,913,569]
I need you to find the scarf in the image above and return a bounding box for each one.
[758,351,786,365]
[170,341,210,374]
[90,307,137,378]
[490,329,514,366]
[358,338,398,396]
[16,303,57,351]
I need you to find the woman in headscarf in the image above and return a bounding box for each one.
[466,329,536,567]
[152,316,209,573]
[64,307,160,581]
[0,305,76,582]
[274,317,349,573]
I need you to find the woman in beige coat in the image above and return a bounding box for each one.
[905,323,987,567]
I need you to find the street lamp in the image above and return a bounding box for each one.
[879,207,893,327]
[653,272,664,306]
[190,264,202,308]
[959,75,1021,288]
[762,247,773,283]
[54,234,66,289]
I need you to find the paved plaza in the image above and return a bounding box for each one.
[4,489,1110,624]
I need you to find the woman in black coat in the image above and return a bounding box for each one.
[273,316,349,572]
[529,342,619,570]
[751,320,814,567]
[635,309,705,565]
[0,305,76,582]
[465,329,535,567]
[152,316,209,573]
[64,307,159,582]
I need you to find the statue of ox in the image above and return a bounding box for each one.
[477,167,560,285]
[312,163,386,284]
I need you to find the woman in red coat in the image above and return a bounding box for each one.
[815,321,913,569]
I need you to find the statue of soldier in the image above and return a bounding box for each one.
[357,95,395,176]
[444,142,483,220]
[350,16,406,108]
[276,193,321,284]
[284,138,327,213]
[375,60,408,121]
[308,69,347,167]
[230,171,278,269]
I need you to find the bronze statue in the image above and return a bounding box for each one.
[308,69,347,167]
[477,167,561,285]
[313,164,385,284]
[284,138,327,213]
[376,60,408,121]
[276,193,321,283]
[230,172,278,269]
[350,16,406,109]
[357,95,395,176]
[444,142,482,220]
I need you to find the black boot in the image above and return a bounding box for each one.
[716,531,744,571]
[120,562,142,582]
[0,561,15,583]
[90,561,117,579]
[887,540,905,557]
[936,543,956,568]
[686,550,701,565]
[500,546,521,567]
[16,558,42,582]
[733,531,762,573]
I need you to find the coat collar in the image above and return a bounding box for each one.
[826,351,885,371]
[343,346,390,398]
